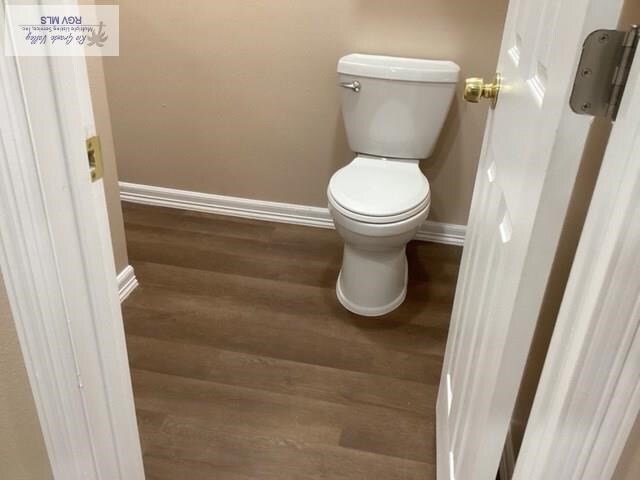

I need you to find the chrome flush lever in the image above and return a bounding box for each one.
[339,81,361,92]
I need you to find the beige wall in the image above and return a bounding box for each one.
[0,274,52,480]
[101,0,508,225]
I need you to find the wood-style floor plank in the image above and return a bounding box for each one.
[124,299,444,384]
[121,203,461,479]
[142,420,435,480]
[132,369,344,446]
[127,335,436,416]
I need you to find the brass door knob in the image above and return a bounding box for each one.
[464,74,502,108]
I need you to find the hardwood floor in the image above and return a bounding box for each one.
[121,203,462,480]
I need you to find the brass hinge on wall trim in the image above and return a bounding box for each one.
[86,135,103,182]
[570,25,639,120]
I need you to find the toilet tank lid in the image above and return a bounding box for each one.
[338,54,460,83]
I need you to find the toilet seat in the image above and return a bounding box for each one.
[328,190,430,224]
[328,156,431,224]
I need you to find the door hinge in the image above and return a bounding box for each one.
[570,25,639,120]
[86,135,103,182]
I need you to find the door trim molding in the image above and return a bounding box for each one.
[117,265,139,303]
[0,14,144,480]
[119,181,467,247]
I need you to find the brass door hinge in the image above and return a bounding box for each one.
[86,135,103,182]
[570,25,639,120]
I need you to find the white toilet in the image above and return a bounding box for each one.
[328,53,459,316]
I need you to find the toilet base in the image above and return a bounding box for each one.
[336,256,408,317]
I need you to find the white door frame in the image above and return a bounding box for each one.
[0,3,144,479]
[0,2,638,480]
[513,41,640,480]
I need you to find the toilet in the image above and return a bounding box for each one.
[328,54,459,316]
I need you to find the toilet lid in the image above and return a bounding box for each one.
[328,156,430,220]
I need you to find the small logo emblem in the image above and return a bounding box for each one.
[87,21,108,47]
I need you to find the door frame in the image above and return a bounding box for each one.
[0,2,638,480]
[0,3,144,479]
[512,42,640,480]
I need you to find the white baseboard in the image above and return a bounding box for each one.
[117,265,139,303]
[119,182,466,247]
[414,220,466,246]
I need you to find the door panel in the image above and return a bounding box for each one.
[514,43,640,480]
[436,0,624,478]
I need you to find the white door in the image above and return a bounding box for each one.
[437,0,625,479]
[514,43,640,480]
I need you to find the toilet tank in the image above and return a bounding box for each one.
[338,54,460,160]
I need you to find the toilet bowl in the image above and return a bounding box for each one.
[328,155,431,316]
[329,54,459,316]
